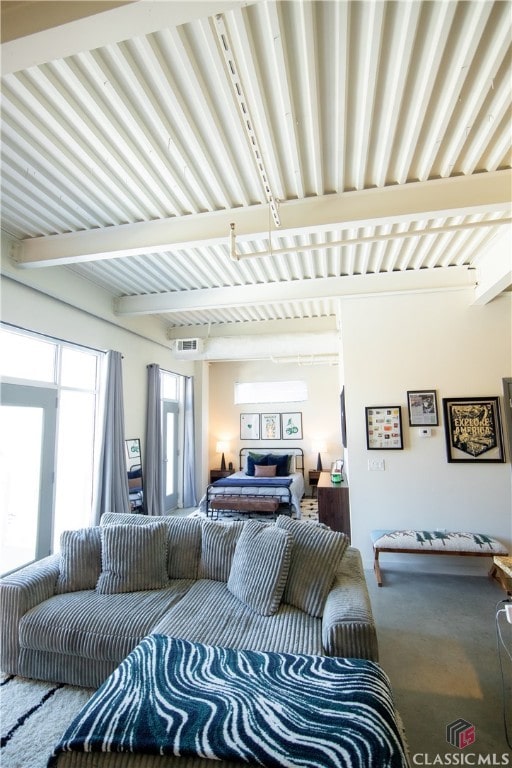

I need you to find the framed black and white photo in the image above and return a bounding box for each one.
[281,412,303,440]
[442,396,505,463]
[365,406,403,450]
[407,390,439,426]
[240,413,260,440]
[261,413,281,440]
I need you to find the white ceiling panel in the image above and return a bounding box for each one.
[1,0,511,332]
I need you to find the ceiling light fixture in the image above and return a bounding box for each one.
[229,222,239,261]
[214,14,280,229]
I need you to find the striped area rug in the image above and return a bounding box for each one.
[0,674,93,768]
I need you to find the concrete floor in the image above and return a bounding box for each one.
[366,568,511,759]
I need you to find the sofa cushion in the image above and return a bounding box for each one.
[100,512,201,580]
[56,527,102,594]
[227,521,292,615]
[152,579,323,656]
[97,522,170,594]
[276,516,349,618]
[19,584,193,662]
[198,520,245,582]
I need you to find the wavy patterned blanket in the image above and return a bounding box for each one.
[49,635,409,768]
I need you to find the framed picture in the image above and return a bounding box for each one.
[340,387,347,448]
[442,396,505,463]
[281,412,303,440]
[261,413,281,440]
[240,413,260,440]
[407,390,439,426]
[125,438,141,464]
[365,406,403,450]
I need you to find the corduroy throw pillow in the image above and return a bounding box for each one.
[227,521,292,615]
[198,520,245,582]
[276,516,348,617]
[56,527,102,593]
[96,522,170,594]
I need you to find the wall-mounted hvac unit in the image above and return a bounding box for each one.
[173,338,203,355]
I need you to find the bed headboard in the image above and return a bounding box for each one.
[239,447,304,475]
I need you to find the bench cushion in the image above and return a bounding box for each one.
[372,529,508,554]
[211,496,279,512]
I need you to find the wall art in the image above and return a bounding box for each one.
[261,413,281,440]
[442,396,505,463]
[240,413,260,440]
[281,412,303,439]
[407,390,439,426]
[365,406,403,450]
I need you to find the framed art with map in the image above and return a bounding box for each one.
[442,396,505,463]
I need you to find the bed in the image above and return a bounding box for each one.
[200,447,305,519]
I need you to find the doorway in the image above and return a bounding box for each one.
[0,383,57,574]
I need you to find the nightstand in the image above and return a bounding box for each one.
[210,469,234,483]
[308,470,321,497]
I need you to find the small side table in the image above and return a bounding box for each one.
[210,469,234,483]
[308,470,321,497]
[493,555,512,595]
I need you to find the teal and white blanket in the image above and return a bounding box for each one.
[49,635,409,768]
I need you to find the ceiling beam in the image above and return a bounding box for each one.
[1,0,252,75]
[12,170,512,268]
[472,228,512,305]
[115,266,475,316]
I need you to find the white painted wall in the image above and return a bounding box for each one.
[339,288,512,574]
[208,359,343,488]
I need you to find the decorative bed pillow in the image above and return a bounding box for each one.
[276,516,349,617]
[56,527,102,594]
[199,520,245,582]
[254,464,277,477]
[228,521,292,615]
[246,454,269,476]
[96,522,170,594]
[268,454,290,477]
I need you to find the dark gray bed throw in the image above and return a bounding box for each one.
[49,635,409,768]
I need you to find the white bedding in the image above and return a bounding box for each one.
[200,470,305,518]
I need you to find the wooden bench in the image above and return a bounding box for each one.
[209,496,280,518]
[371,529,508,586]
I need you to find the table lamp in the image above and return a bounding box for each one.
[216,441,228,471]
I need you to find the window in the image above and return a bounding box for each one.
[0,325,101,574]
[234,380,308,404]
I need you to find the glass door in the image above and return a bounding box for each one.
[0,383,57,575]
[163,400,179,511]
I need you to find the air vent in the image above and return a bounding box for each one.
[173,338,203,355]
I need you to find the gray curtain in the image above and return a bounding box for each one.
[92,350,130,524]
[144,364,164,516]
[183,375,197,508]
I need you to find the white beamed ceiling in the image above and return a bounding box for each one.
[1,0,511,334]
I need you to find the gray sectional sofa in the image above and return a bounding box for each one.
[0,512,378,689]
